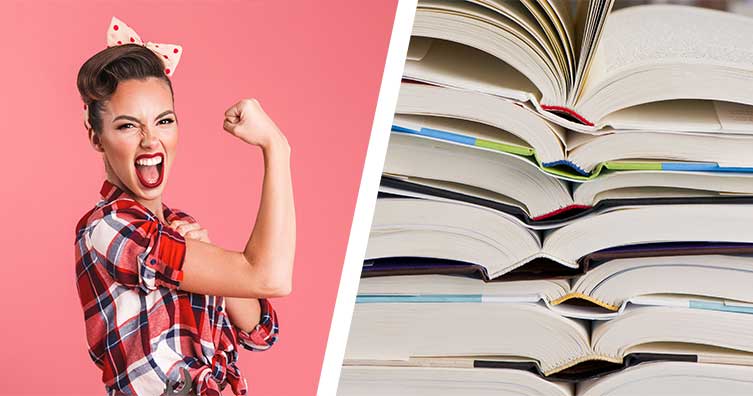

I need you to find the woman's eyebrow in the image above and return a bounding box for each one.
[112,115,142,123]
[112,110,175,123]
[155,110,175,119]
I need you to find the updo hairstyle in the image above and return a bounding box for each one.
[77,44,174,134]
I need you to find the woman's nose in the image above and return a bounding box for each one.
[140,129,159,149]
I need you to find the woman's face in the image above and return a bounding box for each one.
[91,77,177,202]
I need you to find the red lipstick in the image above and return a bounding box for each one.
[134,152,164,189]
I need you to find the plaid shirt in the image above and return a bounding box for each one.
[75,180,279,396]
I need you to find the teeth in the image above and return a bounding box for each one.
[135,156,163,166]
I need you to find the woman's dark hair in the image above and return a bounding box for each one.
[77,44,174,134]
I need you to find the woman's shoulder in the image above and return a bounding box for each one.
[74,196,150,237]
[167,206,199,224]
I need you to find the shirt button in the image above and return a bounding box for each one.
[150,259,156,264]
[217,306,223,312]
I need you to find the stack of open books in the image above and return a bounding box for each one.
[340,1,753,395]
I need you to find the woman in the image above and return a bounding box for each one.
[74,20,295,396]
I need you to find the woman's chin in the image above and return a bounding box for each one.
[128,178,166,200]
[137,183,165,199]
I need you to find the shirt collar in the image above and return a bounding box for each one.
[99,180,178,223]
[100,179,126,203]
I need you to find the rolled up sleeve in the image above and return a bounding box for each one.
[236,298,279,351]
[90,201,186,293]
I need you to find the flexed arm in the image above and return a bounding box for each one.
[177,99,296,300]
[226,98,295,296]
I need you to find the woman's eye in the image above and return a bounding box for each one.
[159,118,175,125]
[117,123,136,130]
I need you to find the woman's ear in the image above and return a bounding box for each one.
[89,129,105,153]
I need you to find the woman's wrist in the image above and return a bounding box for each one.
[260,132,291,158]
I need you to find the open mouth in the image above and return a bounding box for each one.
[134,153,165,189]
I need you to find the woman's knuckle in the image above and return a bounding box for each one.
[242,98,259,108]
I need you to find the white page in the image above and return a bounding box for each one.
[584,5,753,105]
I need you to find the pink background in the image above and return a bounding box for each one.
[0,1,396,395]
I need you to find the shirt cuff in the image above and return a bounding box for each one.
[139,223,186,292]
[237,298,279,351]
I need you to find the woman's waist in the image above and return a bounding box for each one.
[104,352,244,396]
[164,352,245,396]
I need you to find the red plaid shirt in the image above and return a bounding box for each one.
[75,180,279,396]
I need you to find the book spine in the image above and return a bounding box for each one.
[541,105,595,127]
[532,204,593,221]
[541,159,591,176]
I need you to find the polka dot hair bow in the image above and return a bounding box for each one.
[107,16,183,77]
[84,17,183,131]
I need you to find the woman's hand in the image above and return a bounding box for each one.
[168,220,211,243]
[223,98,289,150]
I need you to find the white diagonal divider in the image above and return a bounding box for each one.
[316,1,418,394]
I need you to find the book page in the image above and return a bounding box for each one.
[411,1,568,102]
[586,5,753,93]
[571,0,614,103]
[714,101,753,132]
[406,35,434,61]
[579,360,753,396]
[392,114,533,149]
[471,0,552,51]
[601,100,723,132]
[404,38,541,101]
[547,0,575,44]
[538,0,575,80]
[421,0,554,68]
[521,0,571,84]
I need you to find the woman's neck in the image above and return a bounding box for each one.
[135,196,166,224]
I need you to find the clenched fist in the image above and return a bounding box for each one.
[223,98,289,149]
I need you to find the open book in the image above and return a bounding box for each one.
[394,83,753,178]
[357,254,753,320]
[366,198,753,280]
[382,132,753,226]
[344,302,753,380]
[339,362,753,396]
[407,1,753,133]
